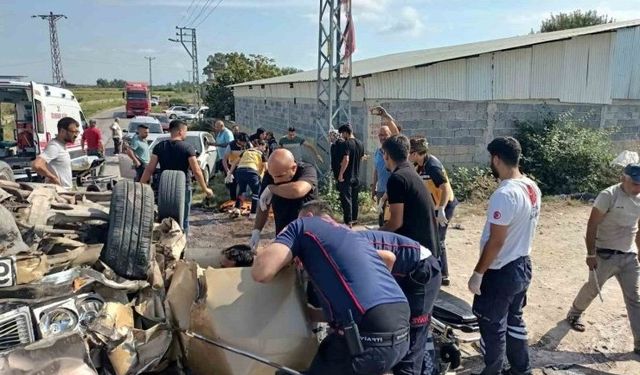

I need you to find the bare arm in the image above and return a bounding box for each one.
[380,203,404,232]
[377,250,396,271]
[228,157,241,175]
[222,152,232,173]
[252,242,293,283]
[31,157,60,184]
[188,156,209,192]
[125,146,141,167]
[139,155,159,184]
[268,181,313,199]
[586,207,607,256]
[338,155,349,181]
[474,224,508,274]
[437,182,451,209]
[372,169,378,197]
[253,203,269,231]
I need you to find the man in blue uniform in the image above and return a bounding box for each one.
[358,230,441,375]
[252,202,411,375]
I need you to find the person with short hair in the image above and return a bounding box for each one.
[82,119,104,157]
[220,244,255,268]
[31,117,79,188]
[252,201,411,375]
[566,163,640,355]
[380,135,440,256]
[231,124,240,137]
[336,124,365,226]
[140,120,213,234]
[111,118,123,154]
[223,132,251,201]
[468,136,541,375]
[228,139,268,218]
[249,127,267,143]
[278,126,323,164]
[124,123,150,182]
[265,131,278,158]
[409,137,458,286]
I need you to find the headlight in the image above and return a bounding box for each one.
[76,296,104,329]
[39,307,78,337]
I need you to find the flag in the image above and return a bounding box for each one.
[341,0,355,75]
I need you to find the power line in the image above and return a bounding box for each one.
[145,56,156,97]
[32,12,67,85]
[193,0,224,28]
[186,0,213,27]
[179,0,199,26]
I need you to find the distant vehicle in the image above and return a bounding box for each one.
[123,116,164,145]
[124,82,150,118]
[149,114,170,131]
[0,79,87,181]
[150,95,160,106]
[149,131,216,182]
[178,106,209,121]
[164,106,189,119]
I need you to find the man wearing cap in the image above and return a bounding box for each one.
[125,122,150,182]
[566,163,640,355]
[279,126,323,164]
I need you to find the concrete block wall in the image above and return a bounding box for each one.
[235,96,640,183]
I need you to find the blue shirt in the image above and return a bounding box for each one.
[130,134,150,164]
[216,128,234,147]
[357,230,433,282]
[275,217,407,325]
[374,148,391,193]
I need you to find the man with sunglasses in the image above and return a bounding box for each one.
[250,148,318,250]
[32,117,79,188]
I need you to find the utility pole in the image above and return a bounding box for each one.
[32,12,67,86]
[169,27,200,106]
[145,56,156,98]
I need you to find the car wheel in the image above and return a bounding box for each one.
[0,161,14,182]
[158,170,186,228]
[101,181,154,279]
[169,114,177,119]
[203,167,210,183]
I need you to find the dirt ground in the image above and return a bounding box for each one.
[186,199,640,374]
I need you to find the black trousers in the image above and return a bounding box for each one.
[113,137,122,154]
[337,179,360,224]
[437,201,457,278]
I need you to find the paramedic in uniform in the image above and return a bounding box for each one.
[358,230,441,375]
[566,163,640,355]
[467,137,541,375]
[252,201,410,375]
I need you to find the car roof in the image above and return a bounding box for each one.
[130,116,160,124]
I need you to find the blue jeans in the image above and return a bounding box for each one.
[235,168,261,214]
[183,186,192,234]
[472,256,532,375]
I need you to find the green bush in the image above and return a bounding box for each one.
[319,183,376,220]
[449,166,498,202]
[169,98,188,106]
[516,112,619,195]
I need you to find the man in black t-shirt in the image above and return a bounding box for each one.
[249,148,317,250]
[336,124,364,226]
[329,130,343,180]
[140,120,213,234]
[380,134,440,256]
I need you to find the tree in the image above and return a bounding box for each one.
[538,10,613,33]
[202,52,302,119]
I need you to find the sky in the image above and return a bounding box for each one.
[1,0,639,85]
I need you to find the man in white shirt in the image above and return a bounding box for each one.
[111,118,123,154]
[468,136,541,375]
[31,117,79,188]
[566,163,640,355]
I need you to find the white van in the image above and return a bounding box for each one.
[0,80,86,180]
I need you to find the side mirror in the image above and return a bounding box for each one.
[122,129,129,133]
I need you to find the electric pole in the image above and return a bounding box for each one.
[169,27,200,106]
[32,12,67,86]
[145,56,156,98]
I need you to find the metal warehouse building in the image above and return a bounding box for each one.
[232,20,640,176]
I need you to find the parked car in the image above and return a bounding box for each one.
[164,106,189,119]
[123,116,164,145]
[149,131,216,182]
[177,106,209,121]
[149,114,170,132]
[150,95,160,106]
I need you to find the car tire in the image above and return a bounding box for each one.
[169,114,177,119]
[101,180,154,280]
[203,167,210,183]
[158,170,186,228]
[0,161,14,182]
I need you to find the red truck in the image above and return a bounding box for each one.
[124,82,150,118]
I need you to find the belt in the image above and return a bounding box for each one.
[597,248,632,256]
[337,326,410,347]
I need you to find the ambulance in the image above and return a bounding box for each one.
[0,79,86,181]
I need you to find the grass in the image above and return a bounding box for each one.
[72,87,193,118]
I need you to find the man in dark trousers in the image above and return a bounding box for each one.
[336,124,364,226]
[249,148,318,250]
[140,120,213,234]
[252,201,410,375]
[380,135,440,257]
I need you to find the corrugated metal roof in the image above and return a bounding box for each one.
[232,19,640,87]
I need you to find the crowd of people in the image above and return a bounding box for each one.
[29,109,640,375]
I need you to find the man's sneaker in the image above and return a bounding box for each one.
[441,277,450,286]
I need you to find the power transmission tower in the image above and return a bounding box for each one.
[145,56,156,98]
[169,27,200,106]
[314,0,353,183]
[32,12,67,86]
